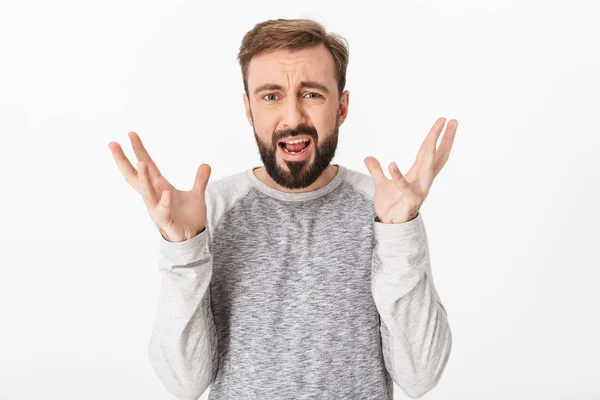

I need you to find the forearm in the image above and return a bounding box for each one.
[372,213,452,399]
[148,229,218,400]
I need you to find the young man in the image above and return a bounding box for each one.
[109,18,457,400]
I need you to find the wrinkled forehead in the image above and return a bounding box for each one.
[247,44,337,93]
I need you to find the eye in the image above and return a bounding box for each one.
[262,93,278,102]
[305,92,322,99]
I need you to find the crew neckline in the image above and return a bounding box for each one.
[246,164,347,202]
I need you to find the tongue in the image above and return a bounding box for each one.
[284,141,309,152]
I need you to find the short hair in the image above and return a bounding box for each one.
[237,18,349,98]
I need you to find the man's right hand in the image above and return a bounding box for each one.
[108,131,211,242]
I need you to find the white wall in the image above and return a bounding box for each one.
[1,0,598,399]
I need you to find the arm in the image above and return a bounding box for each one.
[148,227,219,400]
[371,212,452,399]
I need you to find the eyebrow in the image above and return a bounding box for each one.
[253,81,330,95]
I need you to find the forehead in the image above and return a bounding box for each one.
[247,43,337,91]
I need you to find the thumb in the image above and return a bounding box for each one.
[192,164,211,195]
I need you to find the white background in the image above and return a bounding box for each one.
[1,0,599,399]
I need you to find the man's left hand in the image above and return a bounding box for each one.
[364,117,458,224]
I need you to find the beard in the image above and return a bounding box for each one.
[253,114,340,189]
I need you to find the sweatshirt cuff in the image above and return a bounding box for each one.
[158,226,209,258]
[373,212,425,255]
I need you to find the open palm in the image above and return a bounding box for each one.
[365,117,458,224]
[108,131,211,242]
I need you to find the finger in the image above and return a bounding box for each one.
[428,117,446,153]
[128,131,162,179]
[388,162,409,191]
[364,156,387,185]
[151,189,173,228]
[433,119,458,178]
[422,117,446,159]
[403,157,421,183]
[404,143,425,183]
[108,141,138,186]
[145,156,163,181]
[404,117,446,182]
[192,164,212,195]
[138,161,159,206]
[419,137,437,196]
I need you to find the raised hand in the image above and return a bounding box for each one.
[364,117,458,224]
[108,131,211,242]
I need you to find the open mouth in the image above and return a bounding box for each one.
[278,137,312,155]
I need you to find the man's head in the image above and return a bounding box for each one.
[237,19,350,189]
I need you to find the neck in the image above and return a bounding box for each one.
[253,164,339,193]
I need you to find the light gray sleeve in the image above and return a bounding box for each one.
[148,228,219,400]
[371,212,452,399]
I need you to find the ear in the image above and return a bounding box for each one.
[243,92,253,126]
[338,90,349,126]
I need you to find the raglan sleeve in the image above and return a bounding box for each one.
[371,212,452,399]
[147,226,219,400]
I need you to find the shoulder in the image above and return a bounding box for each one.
[204,168,254,230]
[342,165,374,200]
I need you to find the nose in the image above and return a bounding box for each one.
[281,95,307,130]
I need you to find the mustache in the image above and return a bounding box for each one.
[272,123,318,146]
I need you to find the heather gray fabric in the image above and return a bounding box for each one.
[148,164,452,400]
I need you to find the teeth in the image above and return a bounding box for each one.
[283,138,310,144]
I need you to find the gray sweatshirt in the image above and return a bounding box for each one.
[148,164,452,400]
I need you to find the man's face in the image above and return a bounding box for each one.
[243,43,349,189]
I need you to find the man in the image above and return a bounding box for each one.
[109,18,457,400]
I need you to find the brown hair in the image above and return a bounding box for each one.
[237,18,349,99]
